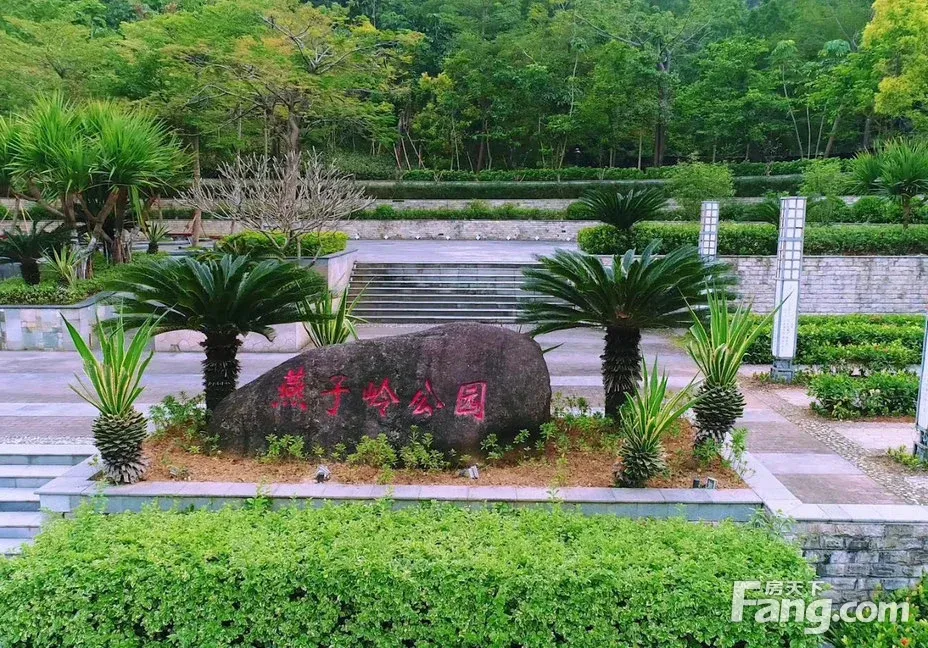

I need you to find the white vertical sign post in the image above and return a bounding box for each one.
[915,314,928,460]
[698,201,720,259]
[770,197,807,382]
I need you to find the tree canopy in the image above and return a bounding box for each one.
[0,0,915,171]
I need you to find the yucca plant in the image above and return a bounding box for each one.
[301,286,366,347]
[108,255,325,411]
[520,242,734,418]
[686,292,773,448]
[46,245,88,287]
[0,221,71,285]
[617,359,697,488]
[64,316,155,484]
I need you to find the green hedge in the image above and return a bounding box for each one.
[216,231,349,257]
[832,580,928,646]
[0,503,818,647]
[743,315,924,366]
[364,176,799,200]
[338,159,822,181]
[577,223,928,256]
[0,253,166,306]
[808,371,917,419]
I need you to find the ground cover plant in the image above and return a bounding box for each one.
[144,393,742,489]
[216,231,348,258]
[0,503,818,648]
[829,576,928,647]
[808,372,917,419]
[0,252,166,305]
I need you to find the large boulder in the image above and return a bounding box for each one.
[210,323,551,456]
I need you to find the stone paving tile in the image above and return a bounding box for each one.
[776,474,904,505]
[830,422,916,454]
[752,452,864,476]
[745,422,832,453]
[738,409,793,424]
[774,388,814,409]
[0,417,92,440]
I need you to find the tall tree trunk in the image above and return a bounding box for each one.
[202,333,242,411]
[824,109,843,158]
[862,114,873,150]
[602,326,642,419]
[286,110,301,158]
[189,135,204,246]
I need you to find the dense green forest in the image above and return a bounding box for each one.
[0,0,923,172]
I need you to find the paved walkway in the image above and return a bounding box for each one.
[348,240,577,263]
[1,325,924,516]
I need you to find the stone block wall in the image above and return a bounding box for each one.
[796,521,928,603]
[727,256,928,315]
[0,296,113,351]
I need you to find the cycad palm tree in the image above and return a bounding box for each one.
[851,139,928,228]
[108,255,325,411]
[0,221,71,285]
[577,187,667,249]
[521,242,734,418]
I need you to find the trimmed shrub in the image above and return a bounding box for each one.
[800,159,847,197]
[217,231,349,257]
[733,175,801,197]
[668,162,736,216]
[806,196,851,224]
[743,315,924,366]
[0,503,818,647]
[578,223,928,256]
[809,371,917,419]
[832,579,928,646]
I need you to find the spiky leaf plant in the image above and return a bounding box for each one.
[520,242,734,418]
[0,222,71,285]
[617,359,697,488]
[107,255,325,411]
[64,316,155,484]
[686,292,773,447]
[577,187,667,249]
[301,286,366,347]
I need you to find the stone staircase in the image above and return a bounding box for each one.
[0,445,95,557]
[349,262,540,324]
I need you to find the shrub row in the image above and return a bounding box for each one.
[0,503,818,647]
[743,315,924,367]
[577,223,928,257]
[364,176,800,200]
[0,253,166,305]
[333,159,825,181]
[216,231,349,257]
[808,371,917,419]
[832,579,928,646]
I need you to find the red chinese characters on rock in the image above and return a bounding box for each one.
[362,378,401,417]
[454,382,487,421]
[409,380,445,417]
[271,368,307,411]
[321,375,350,416]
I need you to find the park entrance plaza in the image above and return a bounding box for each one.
[2,0,928,642]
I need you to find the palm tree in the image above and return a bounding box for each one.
[0,221,71,285]
[576,187,667,249]
[851,139,928,228]
[108,255,325,411]
[520,242,734,418]
[64,316,155,484]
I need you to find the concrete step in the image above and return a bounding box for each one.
[354,263,539,270]
[0,488,40,512]
[349,279,527,288]
[0,512,43,538]
[0,444,96,466]
[0,464,70,488]
[0,537,31,557]
[350,286,528,295]
[355,314,521,324]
